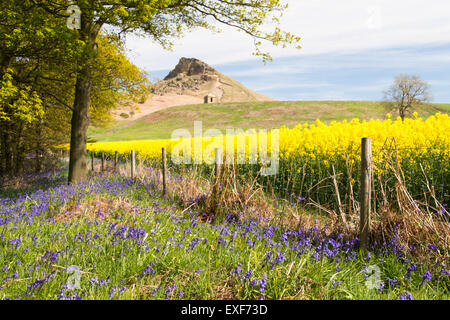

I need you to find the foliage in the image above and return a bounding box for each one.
[0,1,149,175]
[0,172,448,300]
[0,70,44,123]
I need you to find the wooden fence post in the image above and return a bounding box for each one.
[212,148,222,204]
[162,147,167,195]
[114,151,118,171]
[101,152,105,172]
[91,151,95,172]
[215,148,222,183]
[360,137,372,249]
[131,150,135,178]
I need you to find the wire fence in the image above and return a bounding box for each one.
[85,142,450,217]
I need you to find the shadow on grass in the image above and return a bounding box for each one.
[0,168,68,200]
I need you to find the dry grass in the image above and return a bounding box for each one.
[54,195,138,223]
[102,149,448,264]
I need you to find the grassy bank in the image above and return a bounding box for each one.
[88,101,450,142]
[0,171,448,300]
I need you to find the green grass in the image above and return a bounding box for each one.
[0,172,448,300]
[433,103,450,112]
[88,101,450,142]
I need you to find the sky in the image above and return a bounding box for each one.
[125,0,450,102]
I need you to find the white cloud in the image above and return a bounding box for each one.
[125,0,450,72]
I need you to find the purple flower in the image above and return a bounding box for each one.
[404,262,417,280]
[400,292,414,300]
[421,270,432,284]
[218,238,227,247]
[188,238,202,251]
[194,268,204,276]
[258,274,268,294]
[139,264,155,278]
[165,284,177,300]
[332,280,343,289]
[386,277,398,286]
[151,286,161,295]
[27,271,55,292]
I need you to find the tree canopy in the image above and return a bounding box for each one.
[384,74,432,121]
[0,1,150,176]
[0,0,301,182]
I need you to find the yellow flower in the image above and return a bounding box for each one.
[86,113,450,172]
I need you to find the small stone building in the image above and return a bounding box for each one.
[204,93,217,104]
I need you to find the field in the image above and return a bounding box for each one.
[3,0,449,304]
[0,171,448,300]
[86,113,450,211]
[88,101,450,142]
[2,103,449,300]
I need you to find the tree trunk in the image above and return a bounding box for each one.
[14,124,24,175]
[0,122,4,175]
[399,108,405,122]
[35,123,44,173]
[68,64,92,183]
[68,21,101,184]
[1,124,12,175]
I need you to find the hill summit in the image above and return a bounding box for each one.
[151,57,273,103]
[115,57,273,121]
[163,57,216,80]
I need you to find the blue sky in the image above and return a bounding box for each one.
[126,0,450,103]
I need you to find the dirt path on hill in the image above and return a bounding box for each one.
[113,94,203,121]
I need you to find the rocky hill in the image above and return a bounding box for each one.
[114,58,273,121]
[152,57,273,102]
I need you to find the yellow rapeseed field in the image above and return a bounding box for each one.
[86,113,450,163]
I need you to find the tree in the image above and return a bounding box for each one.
[0,0,71,176]
[31,0,301,183]
[0,1,149,177]
[384,74,432,121]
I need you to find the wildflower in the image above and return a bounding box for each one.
[165,284,177,300]
[258,274,268,294]
[139,264,155,278]
[188,238,202,251]
[386,277,398,286]
[332,280,343,289]
[243,270,253,282]
[194,268,204,276]
[421,270,432,284]
[404,262,417,280]
[218,238,227,247]
[151,286,161,295]
[400,292,414,300]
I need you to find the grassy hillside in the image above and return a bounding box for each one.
[88,101,450,142]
